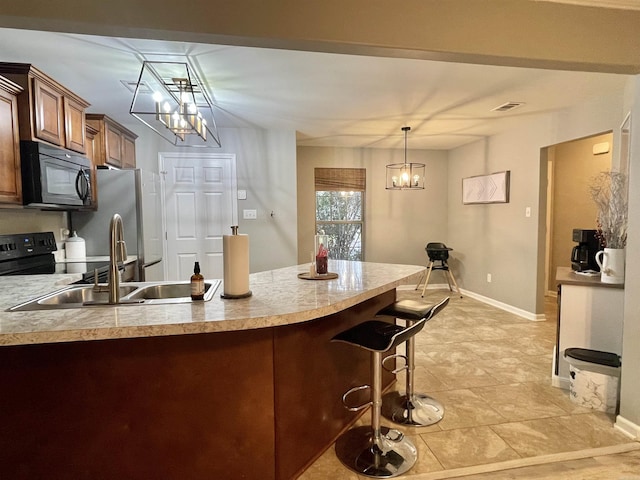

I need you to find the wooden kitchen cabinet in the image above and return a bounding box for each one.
[86,113,137,169]
[0,63,90,154]
[0,76,23,205]
[84,123,100,209]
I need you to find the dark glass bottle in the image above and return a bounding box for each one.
[190,262,205,300]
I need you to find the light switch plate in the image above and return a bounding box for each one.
[243,209,257,219]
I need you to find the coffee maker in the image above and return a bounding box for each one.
[571,229,601,272]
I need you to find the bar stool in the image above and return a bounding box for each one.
[331,314,429,477]
[379,297,450,426]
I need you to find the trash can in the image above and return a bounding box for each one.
[564,348,621,414]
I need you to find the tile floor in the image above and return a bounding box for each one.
[299,287,637,479]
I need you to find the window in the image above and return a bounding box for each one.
[315,168,365,261]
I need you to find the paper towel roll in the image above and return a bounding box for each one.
[223,233,250,296]
[65,231,86,259]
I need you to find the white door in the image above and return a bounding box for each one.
[160,153,237,281]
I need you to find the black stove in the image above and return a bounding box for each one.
[0,232,57,275]
[0,232,111,283]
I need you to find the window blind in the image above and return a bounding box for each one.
[314,168,366,191]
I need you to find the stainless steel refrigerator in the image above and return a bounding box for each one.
[73,168,163,281]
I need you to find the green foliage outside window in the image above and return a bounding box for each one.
[316,191,363,261]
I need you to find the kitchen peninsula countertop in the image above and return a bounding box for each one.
[0,261,423,346]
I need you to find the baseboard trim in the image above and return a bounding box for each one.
[410,442,640,480]
[459,289,545,321]
[397,284,544,321]
[615,415,640,440]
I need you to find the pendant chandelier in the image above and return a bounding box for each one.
[130,61,221,147]
[385,126,425,190]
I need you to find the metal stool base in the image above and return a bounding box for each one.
[335,425,417,478]
[382,391,445,426]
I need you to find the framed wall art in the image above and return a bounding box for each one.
[462,170,510,204]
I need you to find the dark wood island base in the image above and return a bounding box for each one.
[0,290,396,480]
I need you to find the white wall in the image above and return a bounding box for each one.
[447,119,553,314]
[448,91,626,315]
[619,75,640,434]
[132,124,298,273]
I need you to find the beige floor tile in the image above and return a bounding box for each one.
[297,445,360,480]
[420,426,521,469]
[413,342,482,367]
[406,434,445,475]
[396,365,450,393]
[553,412,632,448]
[490,417,592,457]
[457,340,524,360]
[424,389,506,431]
[427,361,502,390]
[472,356,550,384]
[509,336,557,356]
[525,380,595,415]
[471,383,569,421]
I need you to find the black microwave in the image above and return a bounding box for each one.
[20,141,93,210]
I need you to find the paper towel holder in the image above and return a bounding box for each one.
[220,225,253,300]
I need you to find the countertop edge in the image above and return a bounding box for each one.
[556,266,624,289]
[0,261,425,346]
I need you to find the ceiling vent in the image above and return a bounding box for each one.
[491,101,525,112]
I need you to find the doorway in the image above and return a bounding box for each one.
[159,153,238,281]
[544,132,612,295]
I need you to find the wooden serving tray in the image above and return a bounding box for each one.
[297,272,339,280]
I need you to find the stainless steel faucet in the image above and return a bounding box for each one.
[108,213,127,304]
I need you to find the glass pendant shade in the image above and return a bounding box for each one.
[386,126,425,190]
[130,61,221,147]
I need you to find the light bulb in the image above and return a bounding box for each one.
[152,92,163,102]
[163,101,172,113]
[401,172,410,186]
[413,175,420,187]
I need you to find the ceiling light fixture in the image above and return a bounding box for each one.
[129,61,221,147]
[385,126,425,190]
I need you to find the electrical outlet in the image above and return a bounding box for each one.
[243,209,257,220]
[487,273,492,283]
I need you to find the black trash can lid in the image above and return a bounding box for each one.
[564,348,621,368]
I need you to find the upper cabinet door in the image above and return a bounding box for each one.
[64,96,87,154]
[0,64,90,154]
[0,79,22,204]
[33,78,64,146]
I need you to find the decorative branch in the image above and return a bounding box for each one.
[589,171,628,249]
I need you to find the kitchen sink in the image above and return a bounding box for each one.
[37,286,138,306]
[7,280,221,311]
[126,282,216,301]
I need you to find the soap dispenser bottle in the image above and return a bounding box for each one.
[190,262,205,300]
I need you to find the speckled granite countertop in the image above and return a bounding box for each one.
[0,261,423,347]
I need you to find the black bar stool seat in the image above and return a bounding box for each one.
[331,312,431,477]
[378,297,450,426]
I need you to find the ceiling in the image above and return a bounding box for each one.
[0,26,631,150]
